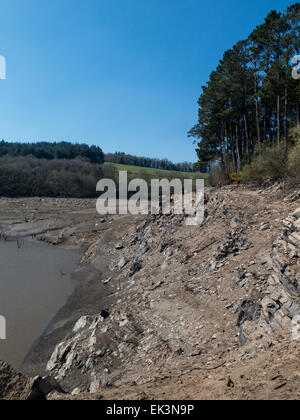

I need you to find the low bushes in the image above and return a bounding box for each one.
[207,126,300,186]
[241,144,287,184]
[240,126,300,185]
[288,138,300,178]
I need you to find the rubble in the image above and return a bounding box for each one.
[232,206,300,346]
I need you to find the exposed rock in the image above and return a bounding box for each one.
[234,210,300,346]
[102,277,112,285]
[291,315,300,340]
[73,316,93,333]
[37,232,64,245]
[100,310,110,320]
[210,227,249,271]
[46,310,140,388]
[130,260,142,276]
[135,241,149,259]
[234,266,248,288]
[293,219,300,232]
[0,361,63,400]
[161,259,168,270]
[260,223,270,232]
[117,257,127,270]
[292,208,300,220]
[90,379,101,394]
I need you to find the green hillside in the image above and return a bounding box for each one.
[104,162,209,186]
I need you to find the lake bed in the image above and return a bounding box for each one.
[0,240,79,368]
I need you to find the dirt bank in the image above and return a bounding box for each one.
[1,185,300,400]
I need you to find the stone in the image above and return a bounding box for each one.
[292,208,300,219]
[227,377,234,388]
[46,340,74,376]
[95,349,105,358]
[0,367,64,400]
[73,316,92,333]
[37,233,64,246]
[85,358,94,369]
[71,388,81,396]
[32,376,64,397]
[23,377,47,400]
[291,315,300,340]
[100,310,110,319]
[118,257,127,270]
[161,260,168,270]
[135,241,149,259]
[164,248,173,258]
[130,260,142,276]
[90,380,101,394]
[288,232,300,247]
[293,219,300,232]
[234,267,248,288]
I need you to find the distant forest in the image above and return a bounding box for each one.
[0,141,199,197]
[0,141,103,197]
[0,141,199,172]
[105,152,198,173]
[0,156,104,198]
[0,140,105,163]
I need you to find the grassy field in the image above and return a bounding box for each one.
[104,162,209,186]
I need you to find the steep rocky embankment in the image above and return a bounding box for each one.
[1,186,300,400]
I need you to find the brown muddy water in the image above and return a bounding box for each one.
[0,240,79,369]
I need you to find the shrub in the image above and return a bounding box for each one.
[231,173,241,184]
[241,144,287,184]
[288,125,300,178]
[288,138,300,177]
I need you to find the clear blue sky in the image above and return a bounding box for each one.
[0,0,296,163]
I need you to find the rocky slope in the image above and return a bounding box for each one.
[1,185,300,400]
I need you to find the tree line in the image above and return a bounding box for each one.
[0,156,104,197]
[105,152,199,173]
[0,141,202,197]
[189,4,300,173]
[0,142,199,173]
[0,140,105,163]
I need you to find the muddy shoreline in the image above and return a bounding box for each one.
[0,197,142,391]
[21,256,114,387]
[0,239,79,369]
[0,198,106,382]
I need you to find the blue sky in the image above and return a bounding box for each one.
[0,0,297,163]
